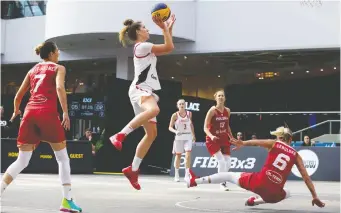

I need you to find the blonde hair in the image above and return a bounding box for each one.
[214,90,225,98]
[119,19,141,47]
[270,126,293,142]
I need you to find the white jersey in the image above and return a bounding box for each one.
[131,42,161,91]
[174,111,192,140]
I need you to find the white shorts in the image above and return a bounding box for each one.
[129,85,159,123]
[172,140,192,154]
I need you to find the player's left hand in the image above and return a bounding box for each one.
[230,138,243,150]
[192,136,196,143]
[166,14,176,31]
[312,197,325,208]
[10,110,21,122]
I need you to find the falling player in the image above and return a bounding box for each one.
[186,126,325,208]
[0,41,82,212]
[110,14,176,190]
[169,99,196,182]
[204,90,235,191]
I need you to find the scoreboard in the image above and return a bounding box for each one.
[68,96,105,119]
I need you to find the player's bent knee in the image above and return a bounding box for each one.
[50,141,67,152]
[6,151,33,179]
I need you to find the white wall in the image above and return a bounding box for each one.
[2,1,340,64]
[2,16,45,64]
[188,1,340,53]
[1,19,6,54]
[45,0,196,41]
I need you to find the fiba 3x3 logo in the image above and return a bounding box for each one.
[291,149,319,178]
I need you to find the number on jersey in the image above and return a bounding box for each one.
[272,153,290,171]
[220,122,225,128]
[184,124,187,130]
[33,74,46,92]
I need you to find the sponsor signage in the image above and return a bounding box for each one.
[170,144,340,181]
[1,139,93,174]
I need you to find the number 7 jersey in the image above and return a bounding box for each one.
[26,62,59,111]
[259,141,297,189]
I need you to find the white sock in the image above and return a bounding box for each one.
[132,156,142,171]
[185,168,190,177]
[62,185,72,200]
[195,176,210,184]
[1,181,8,194]
[254,197,266,205]
[121,125,134,136]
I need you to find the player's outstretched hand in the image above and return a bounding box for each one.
[10,110,21,122]
[61,112,70,131]
[152,16,166,30]
[166,14,176,31]
[312,197,325,208]
[230,139,243,150]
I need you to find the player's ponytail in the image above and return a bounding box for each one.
[119,19,142,47]
[35,43,44,55]
[270,126,292,142]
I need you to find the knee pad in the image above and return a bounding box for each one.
[218,160,226,173]
[6,151,32,179]
[224,155,231,171]
[284,188,291,198]
[54,148,71,184]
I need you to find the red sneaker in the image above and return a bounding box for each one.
[185,169,197,188]
[122,166,141,190]
[110,133,126,151]
[245,196,257,206]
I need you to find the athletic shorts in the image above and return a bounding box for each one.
[17,109,65,147]
[205,137,231,156]
[238,172,287,203]
[129,85,159,123]
[172,140,192,154]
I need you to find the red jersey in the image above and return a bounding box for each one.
[207,107,231,141]
[258,141,297,189]
[26,62,59,112]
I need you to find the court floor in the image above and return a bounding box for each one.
[1,174,340,213]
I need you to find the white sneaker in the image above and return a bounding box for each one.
[174,173,180,182]
[220,182,230,191]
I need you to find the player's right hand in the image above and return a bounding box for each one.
[210,135,219,142]
[312,197,325,208]
[10,110,21,122]
[152,15,166,30]
[61,112,70,131]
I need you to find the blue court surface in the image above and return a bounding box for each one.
[1,174,339,213]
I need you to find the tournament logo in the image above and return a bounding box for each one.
[291,149,319,178]
[266,170,283,184]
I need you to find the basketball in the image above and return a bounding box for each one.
[151,3,171,22]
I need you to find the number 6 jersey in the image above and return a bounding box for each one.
[258,141,297,189]
[26,62,59,111]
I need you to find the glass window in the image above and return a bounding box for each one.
[1,1,47,20]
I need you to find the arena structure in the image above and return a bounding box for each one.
[1,1,340,212]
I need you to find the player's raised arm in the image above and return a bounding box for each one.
[55,65,70,130]
[168,113,178,134]
[232,139,275,150]
[151,15,175,56]
[11,72,31,121]
[295,154,325,208]
[204,107,217,140]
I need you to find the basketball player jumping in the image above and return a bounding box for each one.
[109,15,176,190]
[186,126,325,208]
[169,99,196,182]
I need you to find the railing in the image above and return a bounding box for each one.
[292,120,341,141]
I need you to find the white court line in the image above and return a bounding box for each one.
[1,206,57,212]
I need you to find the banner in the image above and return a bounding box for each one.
[1,139,93,174]
[170,143,340,181]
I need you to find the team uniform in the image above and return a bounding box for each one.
[172,111,193,154]
[128,42,161,123]
[206,107,232,156]
[17,61,65,147]
[238,141,297,203]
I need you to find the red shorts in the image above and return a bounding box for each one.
[238,172,286,203]
[17,109,65,147]
[205,137,230,156]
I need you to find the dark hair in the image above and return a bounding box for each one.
[119,19,142,47]
[35,41,57,59]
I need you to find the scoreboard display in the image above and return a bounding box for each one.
[68,96,105,119]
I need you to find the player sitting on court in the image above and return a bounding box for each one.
[185,126,325,208]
